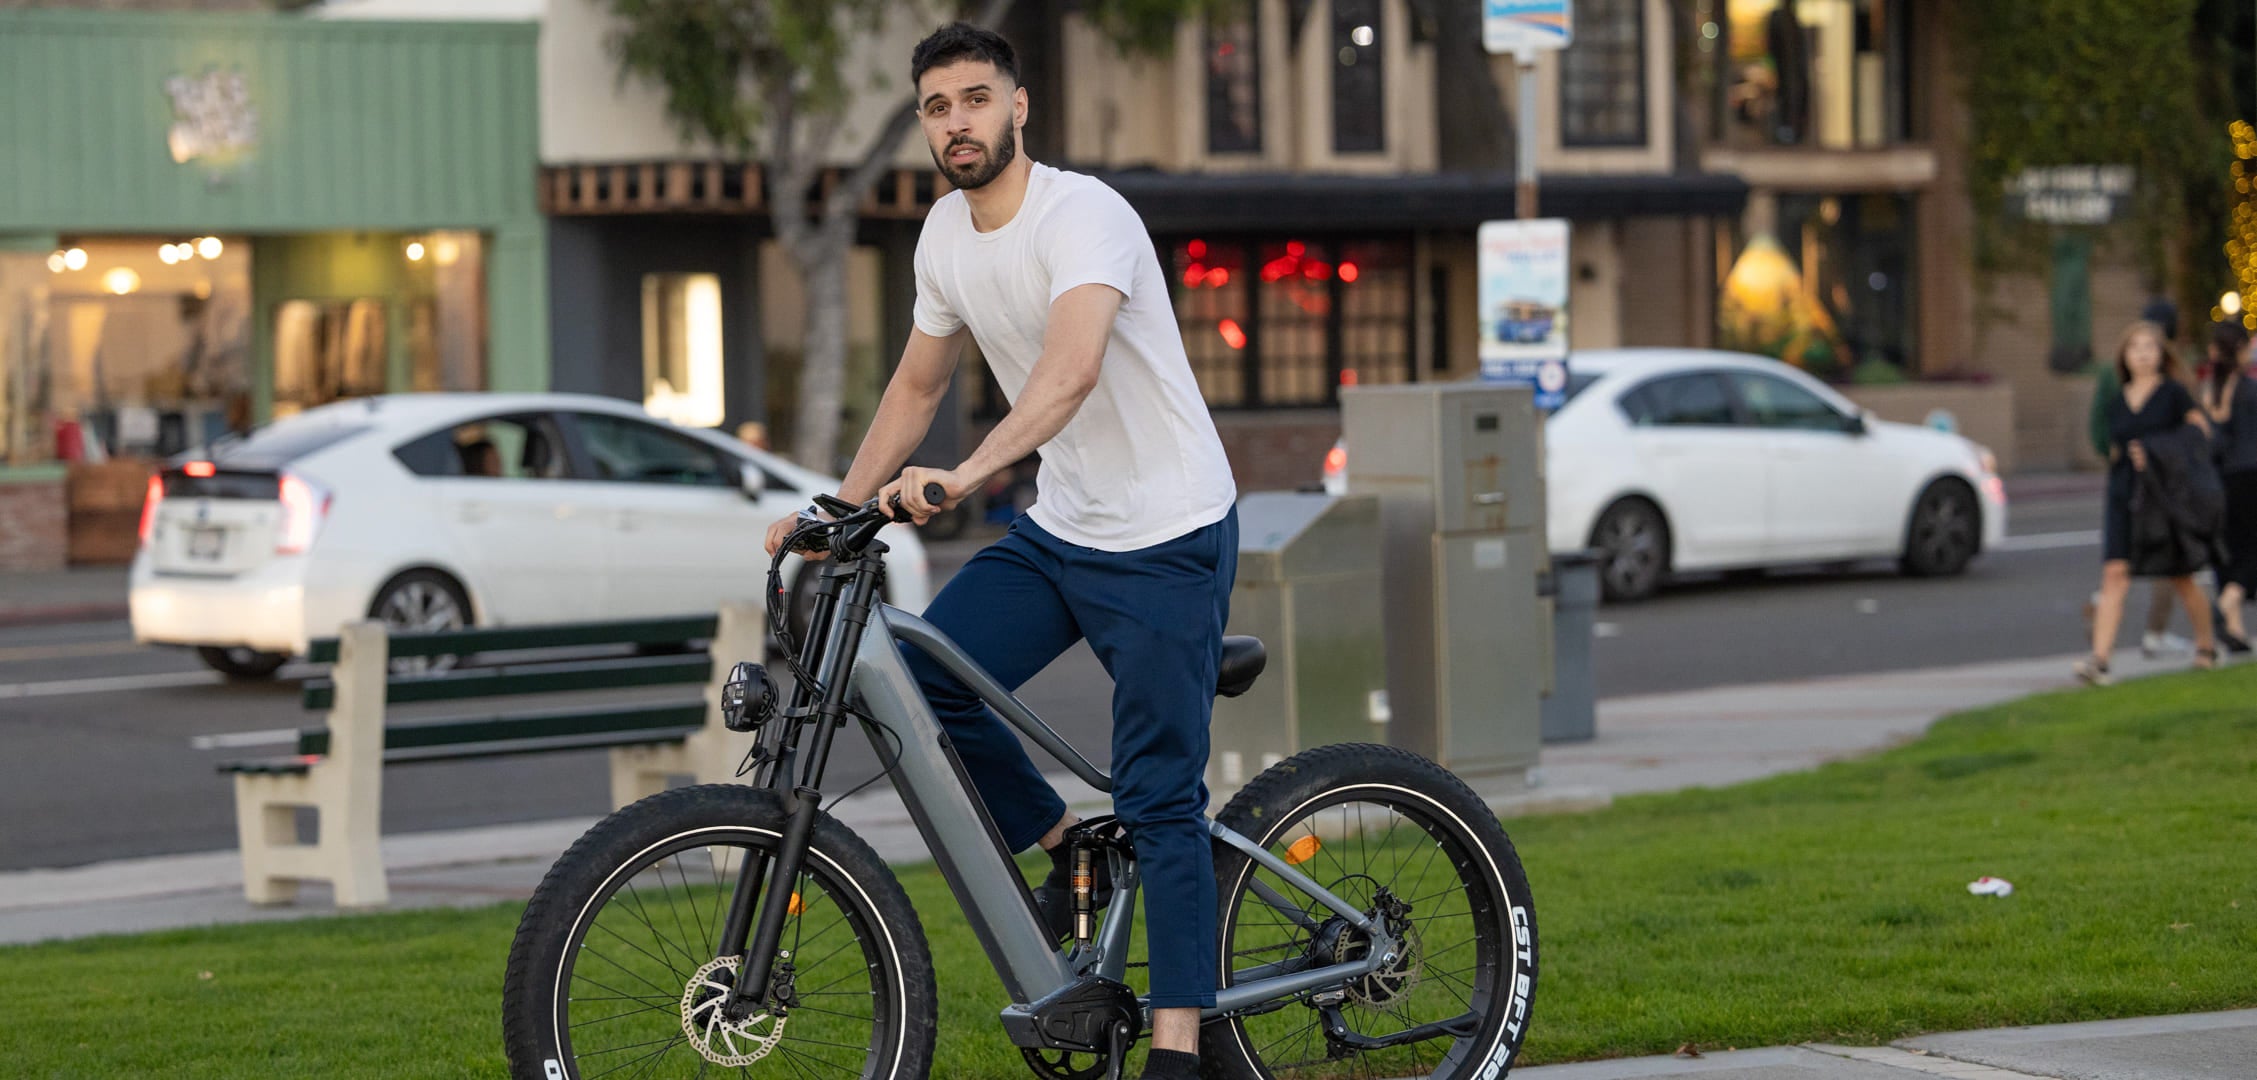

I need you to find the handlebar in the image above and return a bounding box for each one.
[795,483,951,556]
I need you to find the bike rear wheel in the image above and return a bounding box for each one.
[502,784,936,1079]
[1203,744,1537,1080]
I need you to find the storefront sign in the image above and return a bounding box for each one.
[1483,0,1573,55]
[1478,218,1571,409]
[2005,165,2133,227]
[164,67,258,165]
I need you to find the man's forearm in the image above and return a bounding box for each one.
[836,381,951,504]
[956,362,1096,486]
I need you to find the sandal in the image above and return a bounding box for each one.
[2195,647,2220,671]
[2220,629,2253,655]
[2073,656,2112,687]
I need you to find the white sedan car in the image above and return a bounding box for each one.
[1325,349,2007,601]
[131,393,931,678]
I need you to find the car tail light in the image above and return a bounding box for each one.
[1324,445,1347,477]
[183,460,216,478]
[137,474,165,547]
[277,472,333,554]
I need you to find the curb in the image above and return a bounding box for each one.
[0,603,130,628]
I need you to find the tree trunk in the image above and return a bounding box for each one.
[790,235,851,472]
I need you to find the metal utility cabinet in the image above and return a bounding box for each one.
[1340,383,1549,778]
[1208,492,1388,803]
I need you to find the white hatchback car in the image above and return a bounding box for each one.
[130,393,931,677]
[1325,349,2007,601]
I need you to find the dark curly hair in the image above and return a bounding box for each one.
[911,23,1018,90]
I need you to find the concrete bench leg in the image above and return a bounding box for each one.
[609,743,690,809]
[232,775,304,905]
[232,621,390,908]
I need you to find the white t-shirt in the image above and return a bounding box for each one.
[912,162,1237,552]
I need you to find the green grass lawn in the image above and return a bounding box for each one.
[3,667,2253,1078]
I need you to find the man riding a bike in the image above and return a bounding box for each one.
[762,22,1238,1080]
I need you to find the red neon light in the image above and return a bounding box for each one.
[1218,319,1248,350]
[1204,266,1230,288]
[1286,240,1306,257]
[1183,262,1208,288]
[1187,239,1208,259]
[1339,261,1360,283]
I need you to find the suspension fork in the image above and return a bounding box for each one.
[720,552,886,1016]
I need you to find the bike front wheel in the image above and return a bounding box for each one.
[1203,744,1538,1080]
[502,784,937,1079]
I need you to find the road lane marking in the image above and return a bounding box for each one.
[1993,529,2099,553]
[0,670,223,699]
[189,728,302,751]
[0,640,144,664]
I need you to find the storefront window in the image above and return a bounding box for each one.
[642,272,726,428]
[1205,11,1262,155]
[1718,0,1907,149]
[1165,235,1414,409]
[1171,239,1249,406]
[3,237,254,464]
[409,231,488,395]
[1338,240,1413,387]
[274,297,386,416]
[1717,194,1915,377]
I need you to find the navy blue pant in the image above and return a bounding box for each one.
[903,509,1237,1009]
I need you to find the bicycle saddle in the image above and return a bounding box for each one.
[1217,636,1266,698]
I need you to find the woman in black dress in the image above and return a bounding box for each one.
[2079,320,2216,685]
[2203,320,2257,649]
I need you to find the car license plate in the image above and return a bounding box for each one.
[188,527,226,561]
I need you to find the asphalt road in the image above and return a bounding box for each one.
[0,491,2116,872]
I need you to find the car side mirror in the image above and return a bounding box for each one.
[733,461,762,501]
[1845,412,1870,436]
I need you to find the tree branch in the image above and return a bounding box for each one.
[824,0,1017,220]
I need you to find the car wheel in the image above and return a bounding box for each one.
[1901,480,1979,577]
[196,646,289,681]
[369,569,473,675]
[1591,499,1670,603]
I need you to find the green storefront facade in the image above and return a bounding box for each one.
[0,9,545,566]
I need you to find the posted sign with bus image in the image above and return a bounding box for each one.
[1478,218,1570,410]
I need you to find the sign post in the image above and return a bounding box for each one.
[1478,219,1571,409]
[1483,1,1573,220]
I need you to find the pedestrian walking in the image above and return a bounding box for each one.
[2079,319,2218,685]
[2202,320,2257,651]
[2086,301,2198,656]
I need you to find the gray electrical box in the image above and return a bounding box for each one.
[1340,383,1548,778]
[1209,492,1388,802]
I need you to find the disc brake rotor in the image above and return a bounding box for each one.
[680,955,788,1067]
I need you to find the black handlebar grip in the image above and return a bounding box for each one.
[924,482,948,506]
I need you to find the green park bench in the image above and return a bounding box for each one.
[217,604,763,907]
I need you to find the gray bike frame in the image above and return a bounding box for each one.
[843,601,1396,1022]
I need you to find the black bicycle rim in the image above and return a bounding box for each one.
[1220,787,1511,1080]
[552,827,898,1079]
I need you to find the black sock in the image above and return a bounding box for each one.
[1139,1048,1199,1080]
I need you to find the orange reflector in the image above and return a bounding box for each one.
[788,892,804,916]
[1285,836,1322,865]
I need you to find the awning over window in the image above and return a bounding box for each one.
[1087,169,1750,232]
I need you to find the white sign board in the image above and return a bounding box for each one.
[1478,218,1571,409]
[1484,0,1573,55]
[2005,165,2134,227]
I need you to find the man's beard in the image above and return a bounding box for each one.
[932,124,1018,190]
